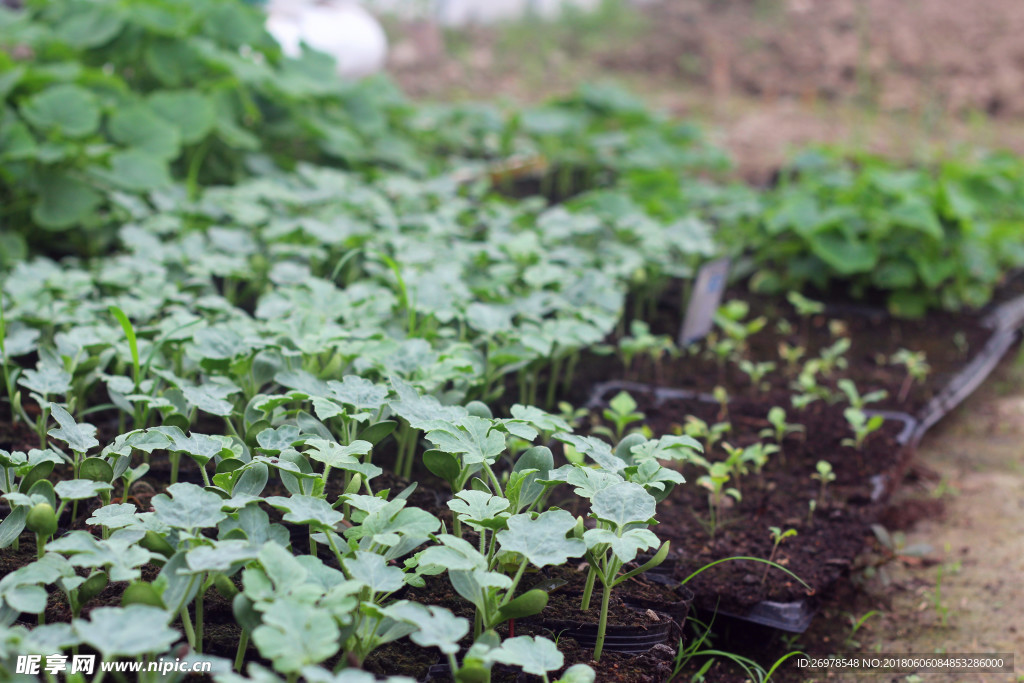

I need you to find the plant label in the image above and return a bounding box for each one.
[678,257,731,346]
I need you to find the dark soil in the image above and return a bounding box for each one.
[616,388,909,615]
[571,285,1001,421]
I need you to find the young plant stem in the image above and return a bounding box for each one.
[561,351,579,396]
[234,630,249,672]
[179,607,196,650]
[592,556,621,662]
[545,354,563,409]
[195,582,205,654]
[580,565,597,611]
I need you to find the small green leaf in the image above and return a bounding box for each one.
[495,589,548,622]
[423,449,460,486]
[48,403,99,454]
[489,635,563,677]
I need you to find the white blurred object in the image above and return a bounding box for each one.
[365,0,599,26]
[266,0,388,79]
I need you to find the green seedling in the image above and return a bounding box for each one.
[737,360,776,393]
[25,502,57,560]
[843,610,880,648]
[807,499,817,526]
[759,407,804,463]
[792,362,837,405]
[816,338,851,378]
[761,526,797,584]
[787,291,825,318]
[557,401,589,430]
[618,320,677,375]
[595,391,645,442]
[579,482,668,661]
[696,461,740,540]
[705,334,739,382]
[811,461,836,506]
[842,408,885,450]
[682,416,731,455]
[838,379,888,410]
[778,341,806,375]
[713,385,729,421]
[737,442,780,482]
[890,349,931,403]
[713,300,768,358]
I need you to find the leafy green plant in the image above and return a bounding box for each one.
[842,409,885,450]
[759,407,804,463]
[737,360,776,393]
[837,379,887,410]
[739,148,1024,317]
[761,526,797,585]
[594,391,645,442]
[811,461,836,506]
[579,481,668,661]
[695,461,740,540]
[890,349,931,403]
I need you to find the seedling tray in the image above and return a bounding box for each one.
[587,381,918,633]
[656,280,1024,424]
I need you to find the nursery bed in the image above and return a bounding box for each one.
[587,381,916,632]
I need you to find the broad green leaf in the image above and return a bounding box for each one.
[553,433,626,472]
[343,551,404,594]
[327,376,389,412]
[394,603,467,655]
[151,483,227,530]
[0,506,27,548]
[93,150,172,192]
[86,503,139,529]
[807,230,878,274]
[48,403,99,454]
[305,439,374,473]
[447,490,510,531]
[20,84,100,138]
[252,601,340,673]
[489,635,563,676]
[583,527,659,563]
[417,534,486,572]
[426,416,504,465]
[32,171,102,230]
[185,540,259,574]
[422,449,459,486]
[47,530,153,582]
[76,605,179,658]
[590,481,656,528]
[55,5,125,48]
[148,90,216,145]
[54,479,112,501]
[264,495,344,530]
[18,364,71,396]
[257,425,303,454]
[496,509,585,568]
